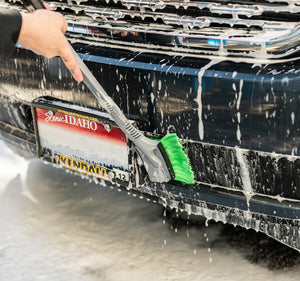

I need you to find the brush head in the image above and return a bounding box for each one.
[159,133,194,184]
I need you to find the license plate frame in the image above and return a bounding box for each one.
[31,96,133,186]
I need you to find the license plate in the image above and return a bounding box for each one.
[32,97,130,184]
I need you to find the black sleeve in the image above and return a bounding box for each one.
[0,9,22,57]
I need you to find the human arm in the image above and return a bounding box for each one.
[18,9,83,82]
[0,8,83,82]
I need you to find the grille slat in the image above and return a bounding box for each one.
[49,1,299,29]
[5,0,300,59]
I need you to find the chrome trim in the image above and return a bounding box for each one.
[49,1,300,18]
[49,2,298,30]
[119,0,300,15]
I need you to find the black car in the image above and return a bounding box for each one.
[0,0,299,251]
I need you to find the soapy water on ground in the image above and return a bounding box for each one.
[0,140,299,281]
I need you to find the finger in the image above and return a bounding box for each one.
[62,54,83,82]
[62,17,68,33]
[60,45,83,82]
[43,2,51,10]
[56,13,68,33]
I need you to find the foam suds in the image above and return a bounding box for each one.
[234,146,254,206]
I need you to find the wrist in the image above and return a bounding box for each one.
[18,13,31,46]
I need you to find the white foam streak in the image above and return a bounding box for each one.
[235,146,254,196]
[196,60,220,140]
[236,80,244,143]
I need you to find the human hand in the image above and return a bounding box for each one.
[18,9,83,82]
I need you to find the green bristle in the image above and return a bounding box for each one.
[159,133,194,184]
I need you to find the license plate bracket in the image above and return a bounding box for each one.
[32,96,132,186]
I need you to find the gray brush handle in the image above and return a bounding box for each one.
[71,48,146,142]
[71,49,171,184]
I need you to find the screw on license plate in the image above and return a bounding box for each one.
[108,171,115,180]
[48,110,54,117]
[104,124,111,132]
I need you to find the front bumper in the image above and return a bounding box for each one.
[0,42,299,249]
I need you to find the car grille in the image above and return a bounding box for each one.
[4,0,300,59]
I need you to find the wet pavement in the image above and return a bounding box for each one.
[0,141,299,281]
